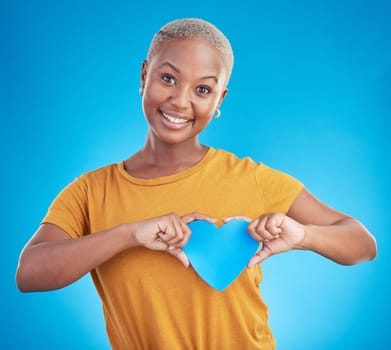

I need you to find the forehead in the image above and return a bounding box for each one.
[149,38,227,78]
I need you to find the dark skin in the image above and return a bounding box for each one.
[16,38,377,292]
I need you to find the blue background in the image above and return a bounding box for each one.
[2,0,390,349]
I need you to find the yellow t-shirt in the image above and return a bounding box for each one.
[43,148,303,350]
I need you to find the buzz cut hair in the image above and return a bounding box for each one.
[147,18,234,83]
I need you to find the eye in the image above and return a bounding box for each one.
[161,74,176,85]
[196,86,211,95]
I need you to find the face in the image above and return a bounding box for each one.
[140,39,228,146]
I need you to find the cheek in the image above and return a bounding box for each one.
[145,84,165,104]
[196,99,219,117]
[142,86,166,116]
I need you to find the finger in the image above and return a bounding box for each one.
[167,246,189,267]
[175,220,192,247]
[263,223,282,239]
[157,222,171,240]
[181,212,217,225]
[166,219,184,245]
[158,217,178,242]
[247,241,278,268]
[223,215,252,223]
[154,237,170,251]
[247,254,263,268]
[247,216,266,241]
[247,249,271,268]
[254,216,280,241]
[247,217,259,234]
[265,224,282,236]
[265,213,284,236]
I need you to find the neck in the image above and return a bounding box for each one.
[124,130,210,178]
[140,136,207,167]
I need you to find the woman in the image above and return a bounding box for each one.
[16,18,377,349]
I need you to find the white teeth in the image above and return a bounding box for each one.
[162,112,189,124]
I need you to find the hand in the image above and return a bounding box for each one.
[130,212,216,267]
[224,213,306,268]
[247,212,306,267]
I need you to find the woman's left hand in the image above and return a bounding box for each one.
[247,212,306,267]
[225,213,306,268]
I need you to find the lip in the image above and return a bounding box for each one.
[159,109,194,129]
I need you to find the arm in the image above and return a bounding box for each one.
[16,222,134,292]
[16,213,215,292]
[246,188,377,267]
[288,188,377,265]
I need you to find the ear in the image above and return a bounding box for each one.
[140,60,148,87]
[217,88,228,109]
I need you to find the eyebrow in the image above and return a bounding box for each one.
[158,61,219,83]
[159,61,180,73]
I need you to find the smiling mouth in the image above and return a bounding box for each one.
[161,111,193,125]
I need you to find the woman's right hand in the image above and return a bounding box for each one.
[128,212,216,267]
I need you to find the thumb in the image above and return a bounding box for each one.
[247,243,275,268]
[167,246,190,267]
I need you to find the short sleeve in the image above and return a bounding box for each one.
[255,164,304,214]
[41,176,90,238]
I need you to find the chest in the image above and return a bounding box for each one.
[87,173,264,233]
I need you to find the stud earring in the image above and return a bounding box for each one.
[139,87,144,96]
[213,109,221,119]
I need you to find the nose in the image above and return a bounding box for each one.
[170,86,192,110]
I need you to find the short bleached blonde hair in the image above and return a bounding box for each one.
[147,18,234,84]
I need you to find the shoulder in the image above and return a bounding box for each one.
[214,147,302,187]
[57,163,122,198]
[212,148,301,180]
[78,163,120,185]
[212,148,258,170]
[212,149,287,179]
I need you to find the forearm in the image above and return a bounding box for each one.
[297,218,377,265]
[17,224,134,292]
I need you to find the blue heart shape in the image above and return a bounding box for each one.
[184,220,259,291]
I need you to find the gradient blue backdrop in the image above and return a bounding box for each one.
[2,0,390,349]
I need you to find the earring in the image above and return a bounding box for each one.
[213,109,221,119]
[139,86,144,96]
